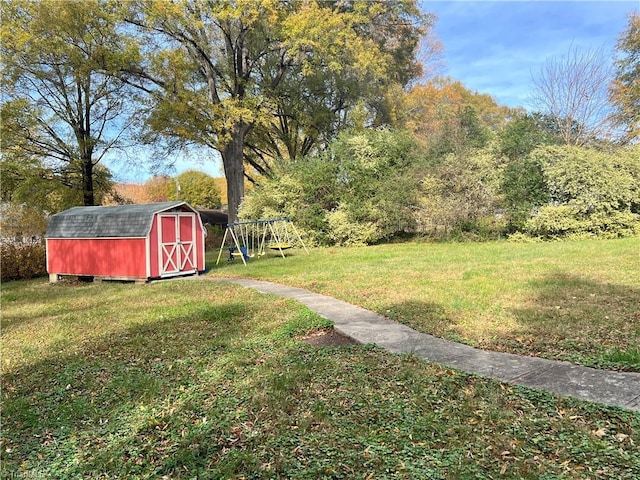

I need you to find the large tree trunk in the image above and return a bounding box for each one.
[82,157,95,206]
[221,123,250,222]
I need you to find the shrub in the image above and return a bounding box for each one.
[1,241,47,282]
[415,149,504,240]
[525,145,640,238]
[240,129,424,246]
[527,206,640,239]
[506,232,543,243]
[501,155,549,232]
[239,159,336,246]
[325,206,379,246]
[537,146,640,213]
[205,225,225,251]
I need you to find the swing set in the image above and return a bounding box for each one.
[215,218,309,266]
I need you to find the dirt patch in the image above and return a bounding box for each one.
[300,329,359,347]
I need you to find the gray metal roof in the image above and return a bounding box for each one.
[46,201,191,238]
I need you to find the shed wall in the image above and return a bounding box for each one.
[46,238,147,278]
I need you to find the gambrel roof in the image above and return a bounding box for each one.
[46,201,192,239]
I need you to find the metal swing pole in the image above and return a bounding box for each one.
[288,218,309,254]
[268,220,287,258]
[216,225,231,265]
[218,218,308,265]
[250,222,255,257]
[230,223,248,266]
[258,220,268,256]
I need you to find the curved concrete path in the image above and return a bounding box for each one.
[217,278,640,412]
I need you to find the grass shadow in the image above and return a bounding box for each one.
[1,301,258,476]
[3,281,640,479]
[509,273,640,370]
[1,280,111,334]
[378,273,640,371]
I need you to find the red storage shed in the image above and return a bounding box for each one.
[46,201,207,283]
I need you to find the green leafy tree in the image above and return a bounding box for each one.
[610,11,640,142]
[501,156,549,232]
[122,0,428,221]
[1,0,139,206]
[325,129,424,245]
[244,1,431,173]
[168,171,221,209]
[496,112,564,231]
[0,119,115,213]
[497,112,563,161]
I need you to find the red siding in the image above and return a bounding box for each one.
[47,238,147,278]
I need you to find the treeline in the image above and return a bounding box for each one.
[241,119,640,245]
[1,1,638,247]
[239,7,640,245]
[1,0,432,222]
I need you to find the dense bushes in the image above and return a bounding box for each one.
[1,241,47,281]
[525,146,640,238]
[241,129,424,245]
[501,155,549,232]
[241,127,640,245]
[415,149,504,239]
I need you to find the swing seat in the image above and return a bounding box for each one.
[268,243,292,250]
[228,246,249,261]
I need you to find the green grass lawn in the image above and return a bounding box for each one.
[210,237,640,371]
[2,270,639,478]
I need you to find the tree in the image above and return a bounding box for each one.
[0,0,138,206]
[103,182,152,205]
[610,11,640,143]
[244,2,432,174]
[399,78,511,157]
[497,112,562,161]
[0,104,115,212]
[122,0,427,221]
[0,203,49,242]
[415,149,504,238]
[497,112,562,231]
[500,156,549,232]
[168,171,221,209]
[143,175,173,203]
[530,45,614,146]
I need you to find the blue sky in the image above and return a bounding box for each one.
[422,0,638,108]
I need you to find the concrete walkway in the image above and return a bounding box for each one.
[217,277,640,412]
